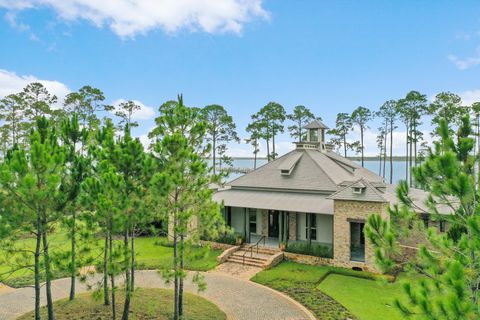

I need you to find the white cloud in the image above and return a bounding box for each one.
[459,89,480,106]
[0,0,269,38]
[0,69,71,106]
[448,46,480,70]
[112,98,156,120]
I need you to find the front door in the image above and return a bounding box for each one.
[268,211,279,238]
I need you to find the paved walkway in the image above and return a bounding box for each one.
[0,269,314,320]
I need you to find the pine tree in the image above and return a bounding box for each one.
[287,105,315,142]
[150,95,224,320]
[366,116,480,319]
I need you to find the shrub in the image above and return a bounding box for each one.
[201,232,245,245]
[285,242,333,259]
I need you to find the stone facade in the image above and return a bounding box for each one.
[333,200,388,272]
[288,213,297,240]
[261,210,268,236]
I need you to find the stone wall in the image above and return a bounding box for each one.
[333,200,388,273]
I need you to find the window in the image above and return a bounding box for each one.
[305,213,317,240]
[309,129,318,142]
[352,187,363,194]
[421,214,429,228]
[249,209,257,234]
[439,220,446,232]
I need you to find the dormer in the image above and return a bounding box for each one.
[295,119,329,152]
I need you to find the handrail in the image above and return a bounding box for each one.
[242,236,266,265]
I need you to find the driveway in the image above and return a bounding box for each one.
[0,269,314,320]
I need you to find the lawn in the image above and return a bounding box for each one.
[17,288,227,320]
[318,273,405,320]
[0,234,222,288]
[252,260,410,320]
[252,261,354,320]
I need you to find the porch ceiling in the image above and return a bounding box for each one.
[213,188,334,214]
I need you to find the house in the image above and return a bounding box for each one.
[213,120,439,272]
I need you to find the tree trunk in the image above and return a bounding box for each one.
[272,130,276,160]
[266,137,270,162]
[343,134,347,158]
[121,229,131,320]
[69,209,76,301]
[42,219,55,320]
[178,234,185,318]
[34,218,41,320]
[109,230,116,320]
[212,133,216,175]
[360,126,364,167]
[409,121,413,187]
[131,229,135,290]
[173,212,179,320]
[383,122,387,179]
[254,139,257,170]
[104,233,110,306]
[389,119,394,184]
[405,124,409,182]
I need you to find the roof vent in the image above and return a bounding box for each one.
[278,152,303,176]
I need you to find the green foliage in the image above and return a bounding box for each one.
[150,94,224,320]
[251,101,286,160]
[201,104,239,176]
[328,112,354,157]
[287,105,315,142]
[366,116,480,319]
[285,242,333,258]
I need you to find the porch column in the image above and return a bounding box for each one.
[261,210,268,236]
[244,208,250,243]
[288,213,297,241]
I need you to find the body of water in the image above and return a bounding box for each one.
[225,158,408,185]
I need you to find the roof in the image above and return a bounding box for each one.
[213,188,334,214]
[327,178,387,203]
[228,148,384,192]
[304,119,329,130]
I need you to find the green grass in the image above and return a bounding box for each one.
[0,234,221,288]
[17,288,226,320]
[252,261,354,320]
[253,261,412,320]
[318,274,405,320]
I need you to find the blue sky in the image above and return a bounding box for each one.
[1,0,480,156]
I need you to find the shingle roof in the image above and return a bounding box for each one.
[227,148,384,192]
[213,188,334,214]
[327,178,387,203]
[228,150,339,192]
[304,119,329,130]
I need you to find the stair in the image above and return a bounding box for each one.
[225,245,281,268]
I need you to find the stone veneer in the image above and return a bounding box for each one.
[288,213,297,241]
[333,200,388,272]
[261,210,268,236]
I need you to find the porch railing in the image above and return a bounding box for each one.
[242,235,265,265]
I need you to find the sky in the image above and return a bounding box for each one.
[1,0,480,157]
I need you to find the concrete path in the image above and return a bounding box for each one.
[0,269,314,320]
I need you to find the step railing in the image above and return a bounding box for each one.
[242,235,266,265]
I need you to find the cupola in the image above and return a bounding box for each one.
[295,119,329,152]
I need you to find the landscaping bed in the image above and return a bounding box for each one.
[17,288,227,320]
[252,260,408,320]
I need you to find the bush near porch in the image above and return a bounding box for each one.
[284,242,333,259]
[252,261,408,320]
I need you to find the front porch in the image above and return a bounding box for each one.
[223,206,334,251]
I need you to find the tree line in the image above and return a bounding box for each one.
[0,83,226,320]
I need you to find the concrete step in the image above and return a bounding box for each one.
[226,255,266,267]
[232,251,271,260]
